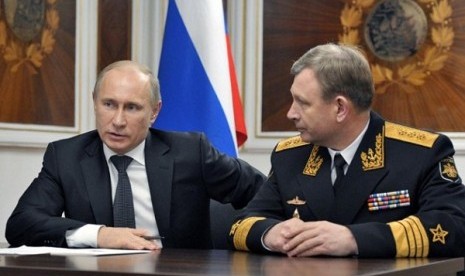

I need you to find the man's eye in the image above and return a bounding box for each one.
[127,104,140,111]
[295,99,304,105]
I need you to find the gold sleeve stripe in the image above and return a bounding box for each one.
[389,221,410,257]
[409,216,429,257]
[388,215,429,257]
[275,136,309,152]
[385,122,438,148]
[398,217,427,257]
[398,219,415,257]
[232,217,266,251]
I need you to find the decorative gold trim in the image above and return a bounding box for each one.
[361,132,384,171]
[0,0,59,74]
[275,136,309,152]
[429,224,448,245]
[388,215,429,257]
[303,145,323,176]
[385,121,438,148]
[339,0,453,93]
[230,217,266,251]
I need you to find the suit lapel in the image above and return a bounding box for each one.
[299,147,335,220]
[145,133,173,239]
[331,113,388,224]
[81,139,113,225]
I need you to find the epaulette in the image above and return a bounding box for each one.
[275,136,309,152]
[385,121,439,148]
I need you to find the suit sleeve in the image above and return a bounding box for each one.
[6,143,86,247]
[349,135,465,257]
[199,134,266,209]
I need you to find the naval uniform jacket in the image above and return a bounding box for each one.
[230,112,465,257]
[6,128,265,249]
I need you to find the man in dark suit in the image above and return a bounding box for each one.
[6,60,265,250]
[229,43,465,257]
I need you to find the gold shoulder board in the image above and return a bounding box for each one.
[385,122,439,148]
[275,136,309,152]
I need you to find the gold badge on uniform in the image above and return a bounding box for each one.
[440,157,460,182]
[287,196,306,206]
[429,224,448,244]
[292,209,300,219]
[287,196,306,219]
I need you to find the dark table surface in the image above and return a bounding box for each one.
[0,248,464,276]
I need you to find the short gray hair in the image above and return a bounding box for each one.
[93,60,161,108]
[291,43,374,111]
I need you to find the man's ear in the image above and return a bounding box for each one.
[335,96,349,123]
[151,101,162,123]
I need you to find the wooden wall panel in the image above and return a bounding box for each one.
[261,0,465,132]
[98,0,132,72]
[0,0,76,126]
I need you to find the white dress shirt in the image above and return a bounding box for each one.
[66,140,161,247]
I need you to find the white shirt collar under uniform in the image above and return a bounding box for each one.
[328,119,370,182]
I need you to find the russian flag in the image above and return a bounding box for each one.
[155,0,247,157]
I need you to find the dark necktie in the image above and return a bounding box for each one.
[111,155,136,228]
[333,153,346,189]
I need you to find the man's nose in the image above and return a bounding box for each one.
[113,108,127,126]
[287,102,298,121]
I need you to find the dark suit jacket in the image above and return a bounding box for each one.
[6,128,265,249]
[229,112,465,257]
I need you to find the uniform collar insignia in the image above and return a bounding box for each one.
[361,131,384,171]
[303,146,323,176]
[429,224,448,244]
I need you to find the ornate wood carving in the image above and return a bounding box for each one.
[0,0,76,126]
[262,0,465,132]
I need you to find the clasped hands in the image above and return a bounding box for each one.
[97,227,162,250]
[263,218,358,257]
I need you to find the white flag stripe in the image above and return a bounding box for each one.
[175,0,236,145]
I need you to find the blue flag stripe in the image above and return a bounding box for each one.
[156,0,236,156]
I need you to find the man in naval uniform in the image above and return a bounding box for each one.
[229,43,465,258]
